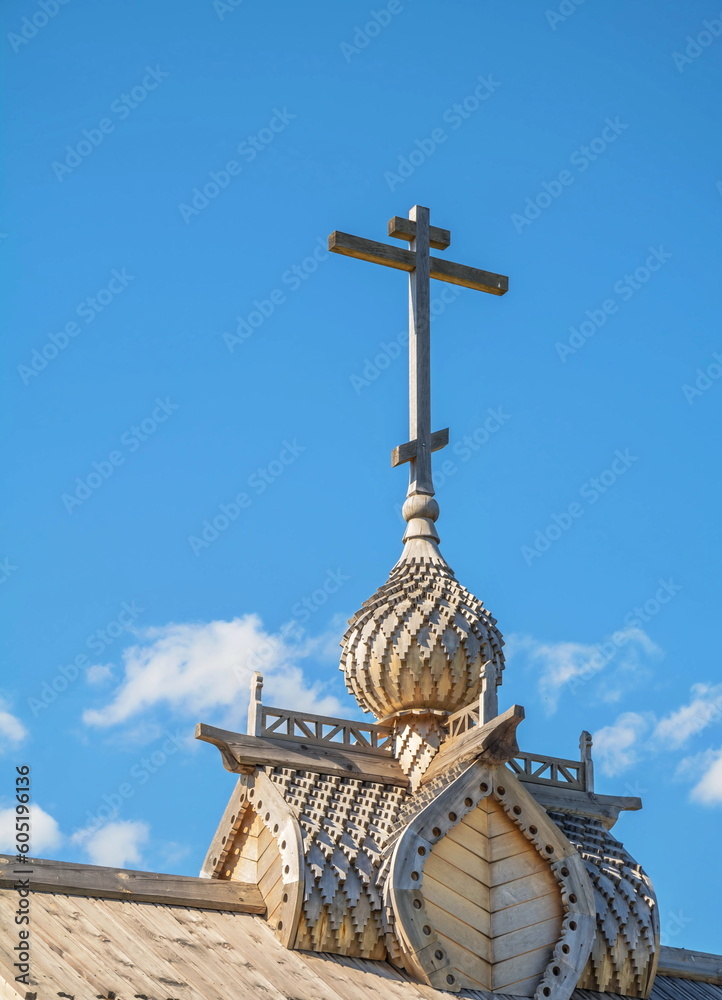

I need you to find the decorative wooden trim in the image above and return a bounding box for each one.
[507,751,585,791]
[200,771,304,948]
[523,782,642,830]
[259,705,394,754]
[0,854,265,914]
[658,946,722,985]
[421,704,524,786]
[386,762,596,996]
[196,723,408,786]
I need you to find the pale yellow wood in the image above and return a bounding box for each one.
[424,899,492,961]
[434,931,492,987]
[489,827,533,862]
[493,942,557,992]
[423,870,491,934]
[490,867,561,910]
[431,833,490,886]
[493,915,564,963]
[492,890,563,936]
[424,850,490,903]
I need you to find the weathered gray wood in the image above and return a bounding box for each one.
[388,215,451,250]
[658,946,722,985]
[421,704,524,786]
[0,853,265,913]
[248,670,264,736]
[408,205,433,495]
[521,782,642,830]
[260,704,394,752]
[328,231,508,295]
[196,722,409,786]
[392,427,449,468]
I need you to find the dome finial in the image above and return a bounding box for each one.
[329,205,508,754]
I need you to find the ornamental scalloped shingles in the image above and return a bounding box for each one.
[340,553,505,720]
[548,808,659,998]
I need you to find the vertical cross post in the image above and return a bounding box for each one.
[407,205,433,498]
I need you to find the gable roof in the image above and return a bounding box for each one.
[1,856,720,1000]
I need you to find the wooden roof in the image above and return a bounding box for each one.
[1,875,720,1000]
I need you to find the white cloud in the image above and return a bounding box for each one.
[507,628,659,714]
[690,751,722,806]
[0,804,62,853]
[86,663,114,685]
[593,712,649,776]
[653,683,722,748]
[72,819,149,867]
[82,615,344,730]
[0,699,27,749]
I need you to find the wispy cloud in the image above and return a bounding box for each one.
[689,751,722,805]
[0,698,27,749]
[506,628,659,714]
[593,683,722,784]
[652,683,722,748]
[0,803,62,853]
[72,819,149,867]
[82,614,345,731]
[593,712,650,776]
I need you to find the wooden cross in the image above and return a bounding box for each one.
[329,206,507,497]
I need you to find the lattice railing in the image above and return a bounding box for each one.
[444,697,593,792]
[259,706,395,755]
[506,751,585,790]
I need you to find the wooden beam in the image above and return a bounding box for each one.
[0,854,265,914]
[521,782,642,830]
[658,946,722,985]
[196,723,409,787]
[388,215,451,250]
[328,231,508,296]
[392,428,449,467]
[422,705,524,786]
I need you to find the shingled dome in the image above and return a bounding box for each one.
[340,548,505,720]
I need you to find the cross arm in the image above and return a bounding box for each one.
[387,216,451,250]
[328,231,508,295]
[392,427,449,467]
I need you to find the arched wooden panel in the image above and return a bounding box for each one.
[387,762,596,997]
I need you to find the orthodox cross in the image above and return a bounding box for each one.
[329,206,507,499]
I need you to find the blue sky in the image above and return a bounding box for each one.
[1,0,721,953]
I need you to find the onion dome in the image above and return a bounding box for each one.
[340,492,504,722]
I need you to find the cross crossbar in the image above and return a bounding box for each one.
[328,231,508,295]
[328,206,508,506]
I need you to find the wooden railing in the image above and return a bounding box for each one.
[444,697,594,792]
[506,751,585,791]
[259,706,395,755]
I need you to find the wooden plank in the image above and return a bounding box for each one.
[658,946,722,985]
[492,941,555,991]
[492,915,562,963]
[421,705,524,786]
[491,848,548,887]
[432,835,491,888]
[203,909,345,1000]
[0,853,265,914]
[489,828,532,863]
[444,814,490,861]
[434,930,492,988]
[491,890,563,937]
[490,867,559,913]
[196,723,408,786]
[423,870,491,937]
[328,232,508,296]
[424,851,490,904]
[521,781,641,829]
[388,215,451,250]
